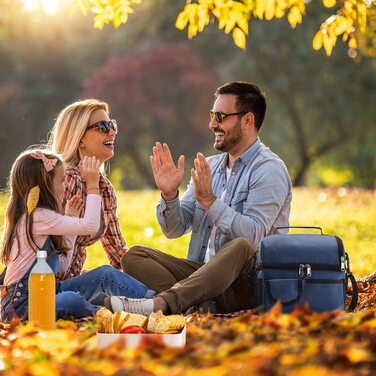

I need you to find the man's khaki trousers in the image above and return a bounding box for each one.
[121,238,257,314]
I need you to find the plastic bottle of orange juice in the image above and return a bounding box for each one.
[28,250,56,330]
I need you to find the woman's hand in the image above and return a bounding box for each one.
[80,156,101,194]
[65,194,83,217]
[150,142,184,201]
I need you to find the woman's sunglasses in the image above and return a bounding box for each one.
[210,110,245,124]
[86,119,118,134]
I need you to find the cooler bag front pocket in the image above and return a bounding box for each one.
[303,279,346,312]
[264,279,303,313]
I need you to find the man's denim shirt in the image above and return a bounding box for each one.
[157,139,292,262]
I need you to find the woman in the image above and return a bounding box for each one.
[48,99,127,280]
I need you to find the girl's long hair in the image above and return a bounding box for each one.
[1,149,68,265]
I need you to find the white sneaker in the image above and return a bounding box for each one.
[104,296,154,316]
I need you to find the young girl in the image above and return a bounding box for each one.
[0,149,154,322]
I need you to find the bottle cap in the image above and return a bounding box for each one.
[36,250,47,258]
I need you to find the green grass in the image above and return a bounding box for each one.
[0,188,375,277]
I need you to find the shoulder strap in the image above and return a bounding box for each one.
[346,272,358,312]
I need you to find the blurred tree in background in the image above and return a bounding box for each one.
[0,0,375,188]
[82,43,217,188]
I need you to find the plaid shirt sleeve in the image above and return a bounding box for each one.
[99,179,126,269]
[62,166,80,208]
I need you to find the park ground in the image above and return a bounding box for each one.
[0,187,375,375]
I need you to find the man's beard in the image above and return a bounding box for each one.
[213,119,243,152]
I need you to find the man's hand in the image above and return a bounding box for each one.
[191,153,216,211]
[150,142,185,201]
[65,194,83,217]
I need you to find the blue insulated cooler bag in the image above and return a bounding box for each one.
[252,227,358,313]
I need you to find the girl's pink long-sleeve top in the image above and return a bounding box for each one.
[4,194,101,286]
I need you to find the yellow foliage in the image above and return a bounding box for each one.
[312,31,323,50]
[323,0,337,8]
[73,0,375,54]
[315,0,371,56]
[349,36,358,48]
[287,6,304,29]
[232,27,247,49]
[265,0,275,21]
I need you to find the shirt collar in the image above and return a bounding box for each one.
[238,137,261,165]
[219,137,261,171]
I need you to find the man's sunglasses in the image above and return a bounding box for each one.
[210,111,245,124]
[86,119,118,134]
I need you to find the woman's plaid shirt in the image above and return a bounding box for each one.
[61,162,126,279]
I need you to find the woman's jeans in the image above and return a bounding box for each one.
[0,238,155,321]
[56,265,155,319]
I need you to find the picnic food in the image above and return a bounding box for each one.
[95,307,185,334]
[120,325,146,334]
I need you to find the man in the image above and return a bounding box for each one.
[106,81,292,315]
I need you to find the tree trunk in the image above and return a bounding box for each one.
[293,156,311,186]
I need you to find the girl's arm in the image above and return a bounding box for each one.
[34,195,101,236]
[34,156,102,237]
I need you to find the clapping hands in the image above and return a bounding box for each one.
[150,143,185,201]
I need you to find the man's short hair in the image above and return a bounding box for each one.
[215,81,266,131]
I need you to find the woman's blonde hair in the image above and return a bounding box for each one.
[48,99,109,164]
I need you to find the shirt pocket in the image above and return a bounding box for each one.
[231,191,248,213]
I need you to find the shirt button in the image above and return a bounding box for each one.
[16,292,21,296]
[13,297,19,301]
[18,283,23,287]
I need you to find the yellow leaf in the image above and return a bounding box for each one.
[254,0,265,19]
[345,346,372,363]
[233,27,247,49]
[312,31,323,50]
[323,32,334,56]
[224,15,237,34]
[323,0,336,8]
[27,186,40,214]
[265,0,275,20]
[357,2,367,33]
[198,7,210,32]
[334,16,351,35]
[176,9,190,30]
[349,36,357,49]
[275,7,286,19]
[342,32,349,41]
[287,7,303,29]
[236,14,249,34]
[188,23,198,39]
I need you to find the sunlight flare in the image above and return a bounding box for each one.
[21,0,61,15]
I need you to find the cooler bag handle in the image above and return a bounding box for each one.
[276,226,323,235]
[347,272,358,312]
